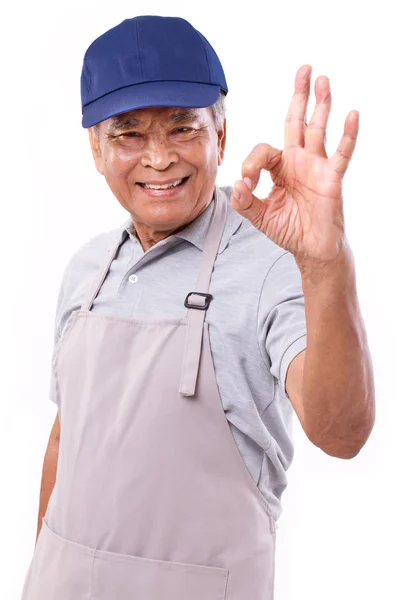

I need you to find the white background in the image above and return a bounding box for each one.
[1,0,399,598]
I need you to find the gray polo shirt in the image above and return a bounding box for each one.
[49,185,307,522]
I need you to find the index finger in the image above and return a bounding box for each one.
[241,143,282,191]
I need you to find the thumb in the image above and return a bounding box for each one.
[230,178,266,230]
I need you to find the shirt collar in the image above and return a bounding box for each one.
[121,186,244,254]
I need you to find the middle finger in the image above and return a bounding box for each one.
[284,64,312,149]
[304,75,331,156]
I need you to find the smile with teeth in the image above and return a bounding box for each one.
[139,177,188,190]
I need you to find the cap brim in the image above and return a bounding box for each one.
[82,81,222,128]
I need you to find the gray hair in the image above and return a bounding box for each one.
[209,89,227,132]
[91,90,226,138]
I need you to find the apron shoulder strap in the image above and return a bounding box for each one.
[179,186,227,397]
[81,228,126,312]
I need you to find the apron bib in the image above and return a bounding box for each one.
[21,186,276,600]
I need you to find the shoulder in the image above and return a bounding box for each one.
[68,226,121,273]
[219,186,304,315]
[54,224,124,334]
[61,225,122,292]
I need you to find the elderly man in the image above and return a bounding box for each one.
[21,14,375,600]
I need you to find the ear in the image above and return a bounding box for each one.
[217,117,227,166]
[88,126,104,175]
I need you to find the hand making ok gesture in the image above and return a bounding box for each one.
[231,64,359,266]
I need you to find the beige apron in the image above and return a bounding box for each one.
[21,186,276,600]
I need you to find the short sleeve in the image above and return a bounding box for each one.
[257,251,307,398]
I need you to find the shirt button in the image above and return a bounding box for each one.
[128,274,138,284]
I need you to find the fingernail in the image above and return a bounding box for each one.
[233,188,241,201]
[243,177,253,191]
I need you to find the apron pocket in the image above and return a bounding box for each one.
[92,546,228,600]
[22,518,93,600]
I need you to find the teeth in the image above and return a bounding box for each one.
[142,178,184,190]
[142,179,184,190]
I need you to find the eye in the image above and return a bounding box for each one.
[123,131,141,137]
[173,127,191,134]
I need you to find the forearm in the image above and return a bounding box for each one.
[296,239,375,458]
[36,430,59,542]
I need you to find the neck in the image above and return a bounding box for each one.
[130,199,214,252]
[134,226,180,252]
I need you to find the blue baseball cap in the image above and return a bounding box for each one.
[80,16,228,129]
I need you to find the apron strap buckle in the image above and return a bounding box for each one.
[184,292,213,311]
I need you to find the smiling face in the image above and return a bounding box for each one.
[88,105,226,250]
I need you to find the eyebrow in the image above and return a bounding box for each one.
[107,109,201,133]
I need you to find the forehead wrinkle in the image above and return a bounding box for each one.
[169,109,202,124]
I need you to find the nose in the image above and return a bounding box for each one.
[140,135,179,170]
